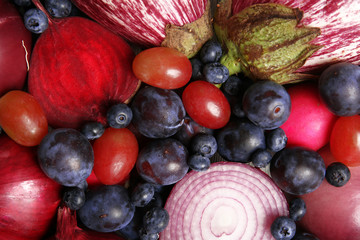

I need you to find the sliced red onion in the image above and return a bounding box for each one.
[160,162,288,240]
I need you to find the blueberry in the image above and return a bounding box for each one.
[271,216,296,240]
[203,62,229,84]
[62,187,85,210]
[242,80,291,130]
[199,40,222,63]
[191,133,217,158]
[143,207,169,234]
[23,8,49,34]
[270,147,326,195]
[325,162,351,187]
[139,227,159,240]
[292,232,320,240]
[289,198,306,221]
[190,58,204,80]
[107,103,133,129]
[221,75,253,97]
[266,128,288,152]
[232,102,246,118]
[13,0,32,7]
[44,0,72,18]
[216,118,266,163]
[187,154,211,171]
[80,121,105,140]
[131,183,156,207]
[250,148,272,168]
[319,62,360,116]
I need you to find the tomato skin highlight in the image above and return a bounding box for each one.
[132,47,192,89]
[93,127,139,185]
[330,115,360,167]
[0,90,48,146]
[182,80,231,129]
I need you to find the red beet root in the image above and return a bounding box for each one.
[28,0,140,129]
[0,0,32,96]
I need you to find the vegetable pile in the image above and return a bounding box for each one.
[0,0,360,240]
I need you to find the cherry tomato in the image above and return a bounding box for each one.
[330,115,360,167]
[92,127,138,185]
[182,80,231,129]
[132,47,192,89]
[0,90,48,146]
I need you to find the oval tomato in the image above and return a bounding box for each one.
[132,47,192,89]
[182,80,231,129]
[0,90,48,146]
[93,127,139,185]
[330,115,360,167]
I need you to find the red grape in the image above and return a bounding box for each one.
[93,127,139,185]
[330,115,360,167]
[0,90,48,146]
[132,47,192,89]
[182,81,231,129]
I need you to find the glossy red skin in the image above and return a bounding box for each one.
[0,90,48,146]
[0,135,62,240]
[132,47,192,89]
[330,115,360,167]
[280,82,338,151]
[28,16,140,129]
[182,80,231,129]
[0,0,32,96]
[93,128,139,185]
[299,145,360,240]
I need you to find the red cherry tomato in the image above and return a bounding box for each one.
[0,90,48,146]
[182,80,231,129]
[92,127,138,185]
[330,115,360,167]
[132,47,192,89]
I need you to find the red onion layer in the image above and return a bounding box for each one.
[160,162,288,240]
[0,135,62,240]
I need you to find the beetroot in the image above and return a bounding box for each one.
[0,0,32,96]
[28,0,140,129]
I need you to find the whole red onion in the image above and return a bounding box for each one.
[0,0,32,96]
[70,0,213,57]
[0,135,62,240]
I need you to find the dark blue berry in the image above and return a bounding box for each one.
[188,154,211,171]
[62,187,85,210]
[199,40,222,64]
[250,149,272,168]
[24,8,49,34]
[131,183,156,207]
[271,216,296,240]
[221,75,253,97]
[143,207,169,234]
[80,121,105,140]
[203,62,229,84]
[270,147,326,195]
[292,232,319,240]
[242,80,291,130]
[190,58,204,80]
[139,227,159,240]
[191,133,217,158]
[266,128,288,152]
[107,103,133,128]
[232,101,246,118]
[325,162,351,187]
[289,198,306,221]
[318,62,360,116]
[13,0,32,7]
[44,0,72,18]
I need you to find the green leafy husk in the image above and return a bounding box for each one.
[214,0,322,84]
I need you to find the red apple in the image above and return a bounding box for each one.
[0,0,32,96]
[281,82,338,151]
[299,145,360,240]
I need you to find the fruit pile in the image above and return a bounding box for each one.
[1,0,360,240]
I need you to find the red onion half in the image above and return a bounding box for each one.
[0,135,62,240]
[160,162,288,240]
